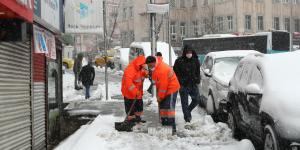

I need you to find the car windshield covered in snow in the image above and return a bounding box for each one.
[214,57,242,84]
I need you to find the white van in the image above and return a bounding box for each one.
[115,48,130,70]
[129,42,177,66]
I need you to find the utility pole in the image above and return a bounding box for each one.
[150,0,156,56]
[103,0,109,100]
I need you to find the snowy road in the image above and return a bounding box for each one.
[59,68,255,150]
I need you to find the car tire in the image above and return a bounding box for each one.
[206,94,215,115]
[227,110,243,139]
[206,94,219,122]
[264,125,280,150]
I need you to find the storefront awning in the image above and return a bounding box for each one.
[0,0,33,23]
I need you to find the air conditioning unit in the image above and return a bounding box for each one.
[171,34,177,41]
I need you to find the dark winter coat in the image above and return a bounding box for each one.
[173,48,200,87]
[79,64,95,86]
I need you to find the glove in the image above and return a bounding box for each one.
[156,96,162,103]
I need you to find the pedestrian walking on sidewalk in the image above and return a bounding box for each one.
[121,55,149,124]
[173,45,201,123]
[79,62,95,99]
[145,56,180,133]
[73,53,84,90]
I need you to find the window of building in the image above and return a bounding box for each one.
[180,0,185,8]
[245,15,252,30]
[295,19,300,32]
[227,16,233,31]
[282,0,290,3]
[272,0,281,3]
[256,0,264,2]
[129,7,133,18]
[203,0,208,6]
[204,19,208,32]
[257,16,264,31]
[180,22,186,37]
[284,18,290,31]
[171,22,176,34]
[273,17,280,30]
[217,16,224,32]
[170,0,176,7]
[123,8,126,19]
[192,0,197,7]
[193,21,199,36]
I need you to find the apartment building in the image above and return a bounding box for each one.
[118,0,300,48]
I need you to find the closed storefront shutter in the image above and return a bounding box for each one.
[0,42,31,149]
[33,54,46,150]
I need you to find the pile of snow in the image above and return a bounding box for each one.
[56,99,255,150]
[63,71,122,102]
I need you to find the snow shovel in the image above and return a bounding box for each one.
[147,102,173,136]
[115,99,137,132]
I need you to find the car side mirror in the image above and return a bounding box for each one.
[245,83,262,95]
[204,69,212,77]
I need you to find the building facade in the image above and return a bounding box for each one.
[118,0,300,48]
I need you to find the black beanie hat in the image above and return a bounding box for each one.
[145,56,156,64]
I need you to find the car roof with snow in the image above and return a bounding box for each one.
[206,50,260,59]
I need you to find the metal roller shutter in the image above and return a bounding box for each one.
[0,42,31,150]
[33,53,46,150]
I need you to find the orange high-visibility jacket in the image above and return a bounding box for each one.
[121,56,146,99]
[152,58,180,100]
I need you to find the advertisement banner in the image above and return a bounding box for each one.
[65,0,103,34]
[33,25,56,59]
[41,0,60,30]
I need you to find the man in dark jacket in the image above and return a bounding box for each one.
[173,45,201,123]
[79,62,95,99]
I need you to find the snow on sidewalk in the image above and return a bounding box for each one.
[55,100,255,150]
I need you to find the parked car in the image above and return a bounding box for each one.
[94,56,115,69]
[63,58,74,69]
[114,48,129,70]
[226,52,300,150]
[200,50,260,121]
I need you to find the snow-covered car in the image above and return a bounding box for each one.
[200,50,260,121]
[226,52,300,150]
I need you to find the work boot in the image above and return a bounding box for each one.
[132,116,146,123]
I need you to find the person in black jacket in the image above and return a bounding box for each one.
[173,45,201,123]
[79,62,95,99]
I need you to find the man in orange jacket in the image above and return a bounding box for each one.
[121,55,148,123]
[145,56,180,133]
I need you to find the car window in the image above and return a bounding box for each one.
[203,56,213,71]
[240,62,253,86]
[249,66,263,88]
[234,63,244,81]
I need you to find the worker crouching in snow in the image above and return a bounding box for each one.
[121,55,149,124]
[145,56,180,133]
